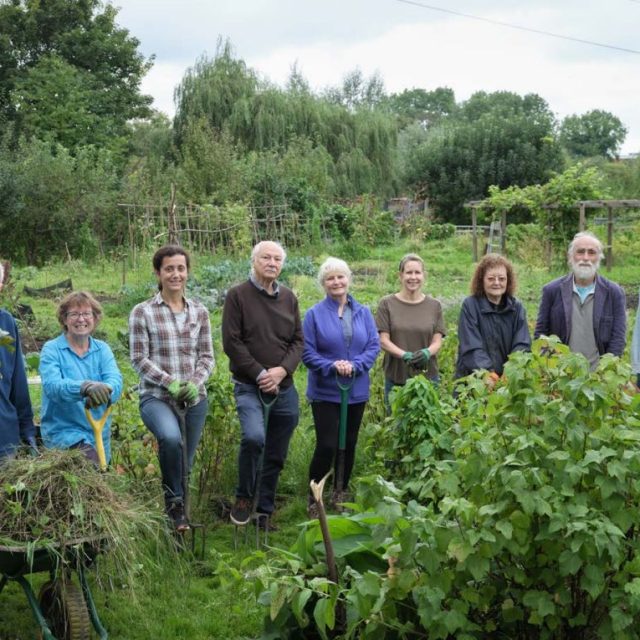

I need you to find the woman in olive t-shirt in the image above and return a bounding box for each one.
[376,254,446,406]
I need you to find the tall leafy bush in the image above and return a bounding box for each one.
[251,339,640,639]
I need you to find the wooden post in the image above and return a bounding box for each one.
[500,210,507,255]
[606,206,613,271]
[167,184,178,245]
[579,203,586,231]
[472,207,478,262]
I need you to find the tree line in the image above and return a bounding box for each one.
[0,0,636,264]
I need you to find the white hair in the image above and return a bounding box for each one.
[567,231,604,262]
[250,241,287,277]
[317,257,352,287]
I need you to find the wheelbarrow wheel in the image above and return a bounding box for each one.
[38,579,91,640]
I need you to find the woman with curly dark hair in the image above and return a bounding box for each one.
[455,254,530,385]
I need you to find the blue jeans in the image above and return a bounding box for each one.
[233,382,299,514]
[139,395,208,506]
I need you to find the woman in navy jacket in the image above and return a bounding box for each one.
[303,257,380,514]
[455,254,531,383]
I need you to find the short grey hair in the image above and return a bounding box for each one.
[567,231,604,261]
[317,257,352,287]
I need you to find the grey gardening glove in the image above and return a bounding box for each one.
[410,348,431,369]
[80,381,112,408]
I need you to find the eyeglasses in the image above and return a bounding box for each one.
[485,276,507,283]
[66,311,94,320]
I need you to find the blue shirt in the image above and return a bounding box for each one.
[40,334,123,460]
[0,309,35,458]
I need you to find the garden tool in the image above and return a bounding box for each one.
[334,372,354,507]
[174,401,206,557]
[234,389,278,550]
[84,402,112,472]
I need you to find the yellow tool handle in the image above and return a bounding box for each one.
[84,404,112,471]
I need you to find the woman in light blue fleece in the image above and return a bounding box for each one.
[40,291,122,463]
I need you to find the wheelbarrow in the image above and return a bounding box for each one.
[0,538,107,640]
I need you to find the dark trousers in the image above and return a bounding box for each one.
[308,400,366,492]
[234,382,299,514]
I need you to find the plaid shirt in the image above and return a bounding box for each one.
[129,292,214,401]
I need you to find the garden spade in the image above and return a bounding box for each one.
[174,401,206,557]
[83,403,112,472]
[334,372,354,507]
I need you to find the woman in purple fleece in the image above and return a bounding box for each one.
[302,257,380,515]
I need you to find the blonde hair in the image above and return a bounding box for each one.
[398,253,424,273]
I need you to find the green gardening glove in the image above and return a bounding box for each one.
[177,381,199,404]
[401,351,413,364]
[410,348,431,368]
[168,380,182,400]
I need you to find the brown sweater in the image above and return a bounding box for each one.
[221,280,303,387]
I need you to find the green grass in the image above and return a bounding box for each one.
[1,231,639,638]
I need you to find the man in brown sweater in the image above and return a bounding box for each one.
[222,240,303,527]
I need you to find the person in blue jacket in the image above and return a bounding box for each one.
[0,262,36,459]
[632,291,640,389]
[40,291,122,463]
[455,254,531,385]
[303,257,380,515]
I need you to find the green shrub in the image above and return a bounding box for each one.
[249,338,640,639]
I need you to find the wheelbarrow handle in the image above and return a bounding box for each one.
[84,402,112,472]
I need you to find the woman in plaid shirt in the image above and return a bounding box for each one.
[129,245,214,531]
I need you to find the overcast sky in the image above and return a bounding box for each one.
[114,0,640,155]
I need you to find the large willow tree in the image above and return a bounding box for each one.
[172,40,398,203]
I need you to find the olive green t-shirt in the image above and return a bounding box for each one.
[375,294,446,384]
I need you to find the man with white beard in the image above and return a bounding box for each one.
[535,231,626,368]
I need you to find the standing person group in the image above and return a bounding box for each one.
[303,258,379,516]
[535,231,626,368]
[0,262,36,459]
[376,253,445,406]
[222,241,303,529]
[3,229,637,532]
[40,291,122,464]
[455,254,531,385]
[129,245,214,531]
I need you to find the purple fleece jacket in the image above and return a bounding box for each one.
[302,295,380,404]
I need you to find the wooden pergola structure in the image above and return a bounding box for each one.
[464,198,640,268]
[464,200,505,261]
[575,199,640,269]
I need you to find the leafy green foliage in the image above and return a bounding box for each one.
[560,110,628,160]
[401,91,564,222]
[0,136,119,264]
[0,0,152,152]
[251,338,640,639]
[386,87,456,129]
[480,163,607,257]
